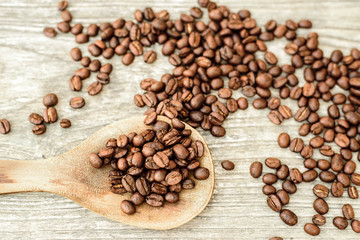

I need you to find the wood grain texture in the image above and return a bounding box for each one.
[0,0,359,239]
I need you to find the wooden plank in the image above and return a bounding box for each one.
[0,0,359,239]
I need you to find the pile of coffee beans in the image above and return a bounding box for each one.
[33,0,360,236]
[89,113,209,215]
[28,93,72,135]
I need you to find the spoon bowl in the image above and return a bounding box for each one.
[0,116,214,230]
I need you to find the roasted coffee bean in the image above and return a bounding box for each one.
[342,204,355,220]
[313,198,329,215]
[43,27,57,38]
[265,51,278,65]
[43,93,58,107]
[294,107,310,121]
[351,220,360,233]
[267,194,282,212]
[70,97,85,109]
[131,192,145,206]
[29,113,43,125]
[280,209,297,226]
[313,184,329,198]
[333,216,348,230]
[57,21,70,33]
[165,171,182,185]
[173,144,189,159]
[249,161,262,178]
[319,171,336,183]
[263,185,276,195]
[222,160,235,171]
[146,193,164,207]
[121,200,136,215]
[282,180,297,194]
[69,75,82,91]
[289,168,302,183]
[194,167,210,180]
[331,181,344,197]
[348,186,359,199]
[302,169,317,182]
[304,158,317,169]
[144,112,157,125]
[135,177,150,196]
[143,50,157,63]
[237,97,248,110]
[122,52,135,65]
[57,1,68,11]
[278,133,290,148]
[153,151,169,168]
[89,153,103,168]
[268,110,283,125]
[80,57,91,67]
[312,214,326,226]
[352,173,360,186]
[89,60,101,72]
[265,158,281,169]
[87,81,103,95]
[165,192,179,203]
[276,189,289,205]
[289,138,304,152]
[276,165,289,180]
[32,124,46,135]
[60,119,71,128]
[278,105,292,119]
[304,223,320,236]
[263,173,277,185]
[253,98,267,109]
[182,179,195,189]
[61,10,72,22]
[43,107,57,123]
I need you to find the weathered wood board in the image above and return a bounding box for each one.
[0,0,360,239]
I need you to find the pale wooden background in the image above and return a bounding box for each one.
[0,0,360,239]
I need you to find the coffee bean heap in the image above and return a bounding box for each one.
[28,93,72,135]
[89,114,210,215]
[251,151,360,235]
[36,0,360,235]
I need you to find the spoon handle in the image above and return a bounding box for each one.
[0,159,55,194]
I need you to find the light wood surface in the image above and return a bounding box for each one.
[0,0,360,239]
[0,115,215,230]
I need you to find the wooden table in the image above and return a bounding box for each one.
[0,0,360,239]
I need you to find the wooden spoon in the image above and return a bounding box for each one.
[0,115,214,230]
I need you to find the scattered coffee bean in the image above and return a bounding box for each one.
[304,223,320,236]
[351,219,360,233]
[43,107,58,123]
[280,209,297,226]
[29,113,43,125]
[333,216,348,230]
[60,119,71,128]
[313,198,329,215]
[70,97,85,109]
[43,27,57,38]
[312,214,326,226]
[32,124,46,135]
[0,119,11,134]
[43,93,58,107]
[250,161,262,178]
[222,160,235,170]
[121,200,136,215]
[278,133,290,148]
[342,204,355,220]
